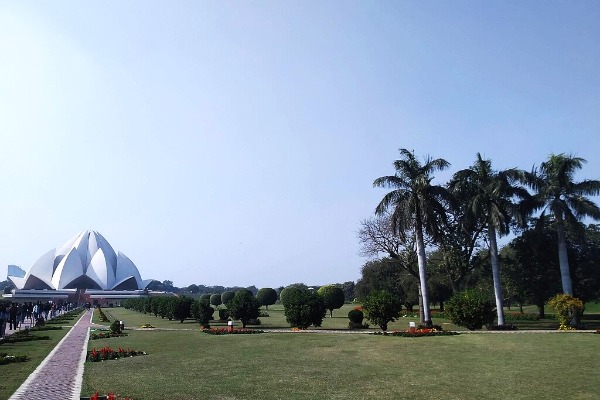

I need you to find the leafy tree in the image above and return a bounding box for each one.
[445,289,495,331]
[279,287,303,307]
[373,149,453,326]
[501,222,561,317]
[172,296,193,323]
[158,297,176,320]
[340,281,356,302]
[221,291,235,305]
[317,285,345,317]
[282,288,326,329]
[191,298,214,327]
[450,154,528,326]
[256,288,277,310]
[355,259,404,300]
[362,290,403,331]
[227,289,260,328]
[210,294,222,308]
[522,153,600,295]
[187,284,200,294]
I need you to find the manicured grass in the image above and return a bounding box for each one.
[0,310,85,399]
[82,327,600,400]
[99,305,467,332]
[99,304,600,332]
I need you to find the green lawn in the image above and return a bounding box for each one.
[82,324,600,399]
[96,303,600,332]
[0,310,85,399]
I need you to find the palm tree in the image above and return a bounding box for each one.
[450,153,528,326]
[373,149,452,326]
[523,154,600,295]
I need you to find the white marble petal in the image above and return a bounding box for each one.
[72,230,91,271]
[51,247,84,289]
[94,231,117,276]
[23,249,56,289]
[115,251,142,289]
[88,248,113,290]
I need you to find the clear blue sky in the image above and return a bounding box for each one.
[1,1,599,288]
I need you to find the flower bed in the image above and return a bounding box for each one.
[0,352,29,365]
[82,392,133,400]
[28,325,63,332]
[90,332,128,340]
[87,346,146,362]
[505,312,540,321]
[0,333,50,345]
[201,327,264,335]
[373,328,459,337]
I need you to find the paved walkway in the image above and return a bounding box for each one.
[9,309,93,400]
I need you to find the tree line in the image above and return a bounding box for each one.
[360,149,600,327]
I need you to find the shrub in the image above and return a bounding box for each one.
[362,290,403,331]
[486,324,518,331]
[282,288,326,329]
[0,352,29,365]
[348,309,364,324]
[445,289,495,331]
[109,320,122,334]
[210,294,222,308]
[548,294,584,328]
[348,309,369,329]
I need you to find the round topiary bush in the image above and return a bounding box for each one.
[221,291,235,305]
[279,287,302,308]
[445,289,495,331]
[348,309,364,324]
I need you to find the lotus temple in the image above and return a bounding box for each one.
[4,230,155,304]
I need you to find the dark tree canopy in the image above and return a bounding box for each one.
[256,288,278,309]
[227,289,260,328]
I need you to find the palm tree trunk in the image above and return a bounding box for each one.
[415,222,432,326]
[556,221,573,295]
[488,224,505,326]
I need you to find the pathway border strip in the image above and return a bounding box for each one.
[70,312,93,400]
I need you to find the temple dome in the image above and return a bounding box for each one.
[8,230,153,291]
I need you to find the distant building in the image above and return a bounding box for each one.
[5,230,154,303]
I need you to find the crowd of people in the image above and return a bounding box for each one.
[0,301,77,338]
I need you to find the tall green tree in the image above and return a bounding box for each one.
[317,285,345,317]
[373,149,453,326]
[523,154,600,295]
[450,154,528,326]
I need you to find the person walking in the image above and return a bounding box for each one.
[0,304,7,338]
[8,303,18,331]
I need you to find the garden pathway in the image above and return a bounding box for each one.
[9,309,93,400]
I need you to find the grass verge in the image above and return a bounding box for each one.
[82,328,600,399]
